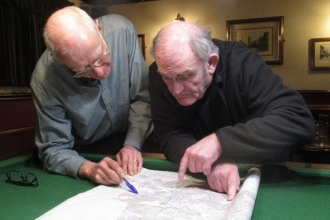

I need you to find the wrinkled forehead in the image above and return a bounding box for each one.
[155,45,202,77]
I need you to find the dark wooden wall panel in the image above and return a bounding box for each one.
[298,90,330,121]
[0,99,35,131]
[0,98,36,161]
[0,127,35,161]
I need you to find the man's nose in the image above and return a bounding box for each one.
[92,65,106,77]
[170,80,183,95]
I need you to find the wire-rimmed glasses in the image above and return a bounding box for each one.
[72,32,110,78]
[5,171,38,187]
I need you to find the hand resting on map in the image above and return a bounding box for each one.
[116,145,143,176]
[178,133,240,201]
[207,159,240,201]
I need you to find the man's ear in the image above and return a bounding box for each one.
[95,19,102,33]
[208,53,219,75]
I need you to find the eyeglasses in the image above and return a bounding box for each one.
[72,32,110,78]
[5,171,38,187]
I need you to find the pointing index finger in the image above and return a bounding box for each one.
[226,171,241,201]
[178,156,188,180]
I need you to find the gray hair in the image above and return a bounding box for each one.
[43,6,98,58]
[150,23,219,62]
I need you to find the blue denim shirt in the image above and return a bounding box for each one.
[30,14,152,177]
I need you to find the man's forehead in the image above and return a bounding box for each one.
[155,50,200,75]
[157,66,198,77]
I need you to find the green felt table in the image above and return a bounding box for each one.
[1,153,330,220]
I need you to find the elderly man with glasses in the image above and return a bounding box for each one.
[30,6,152,185]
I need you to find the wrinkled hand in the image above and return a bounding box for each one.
[178,133,222,180]
[78,157,125,185]
[116,145,142,176]
[207,160,240,201]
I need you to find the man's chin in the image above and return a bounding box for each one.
[176,97,197,106]
[95,71,110,80]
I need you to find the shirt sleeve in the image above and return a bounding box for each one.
[31,78,87,178]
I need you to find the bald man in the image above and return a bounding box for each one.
[31,6,152,185]
[149,22,315,200]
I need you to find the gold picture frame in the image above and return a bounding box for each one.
[226,16,284,65]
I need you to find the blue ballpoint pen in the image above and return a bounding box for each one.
[123,178,138,194]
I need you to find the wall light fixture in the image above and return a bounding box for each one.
[175,13,185,22]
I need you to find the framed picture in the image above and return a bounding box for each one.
[138,34,146,60]
[310,38,330,70]
[226,16,284,65]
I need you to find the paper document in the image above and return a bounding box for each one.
[37,167,260,220]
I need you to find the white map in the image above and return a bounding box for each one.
[37,168,260,220]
